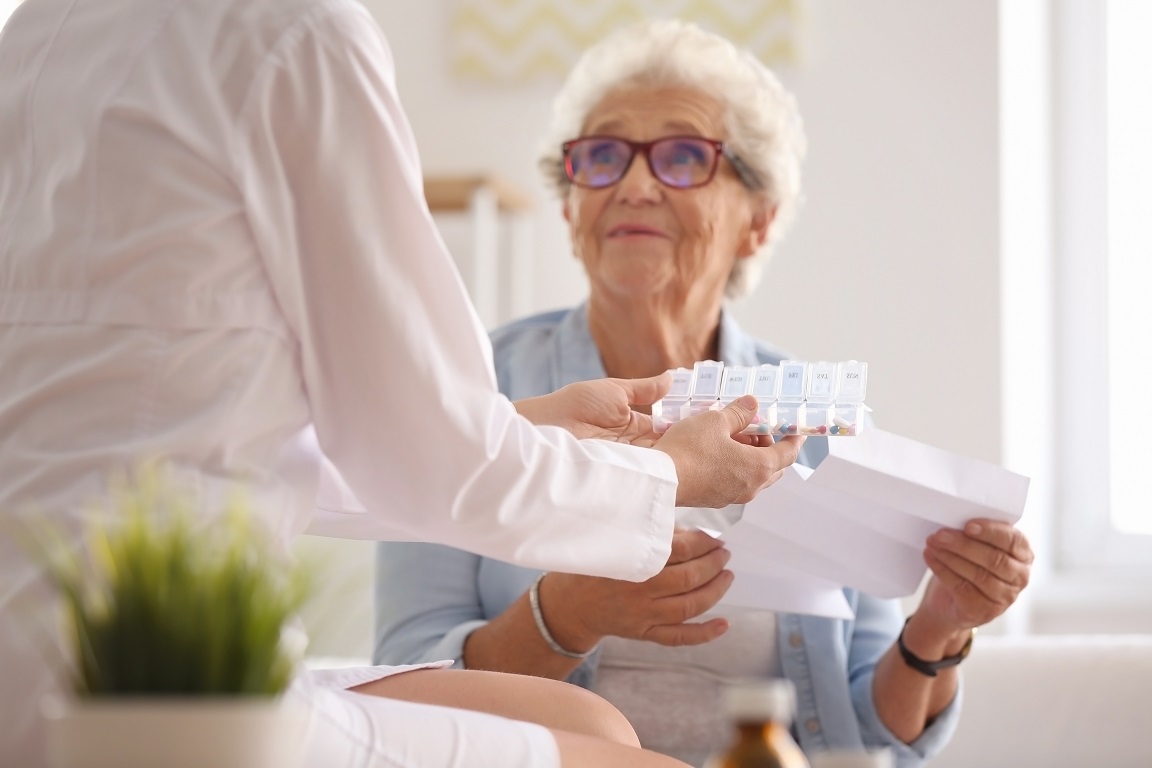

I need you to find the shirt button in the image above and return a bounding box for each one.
[789,632,804,648]
[806,718,821,734]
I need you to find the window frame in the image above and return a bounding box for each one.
[1051,0,1152,573]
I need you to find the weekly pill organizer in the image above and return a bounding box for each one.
[652,359,870,436]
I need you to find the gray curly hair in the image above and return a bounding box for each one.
[537,19,807,299]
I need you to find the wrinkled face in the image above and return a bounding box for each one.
[564,86,770,307]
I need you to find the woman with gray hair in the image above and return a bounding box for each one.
[377,19,1031,768]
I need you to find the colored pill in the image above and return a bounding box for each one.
[830,425,840,435]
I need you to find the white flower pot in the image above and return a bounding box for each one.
[41,695,309,768]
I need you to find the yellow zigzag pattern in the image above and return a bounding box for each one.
[451,0,800,83]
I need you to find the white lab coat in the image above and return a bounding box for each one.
[0,0,678,763]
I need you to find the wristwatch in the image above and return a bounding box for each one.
[896,618,975,677]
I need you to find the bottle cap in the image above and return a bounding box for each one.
[721,679,795,723]
[809,749,894,768]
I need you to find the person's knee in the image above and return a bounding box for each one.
[352,668,640,746]
[560,685,640,747]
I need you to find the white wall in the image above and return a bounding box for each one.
[362,0,1003,465]
[1,0,21,26]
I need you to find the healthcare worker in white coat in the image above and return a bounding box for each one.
[0,0,804,765]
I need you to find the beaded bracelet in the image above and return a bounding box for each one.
[528,573,598,660]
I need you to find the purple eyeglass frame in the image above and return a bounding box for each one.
[560,135,762,191]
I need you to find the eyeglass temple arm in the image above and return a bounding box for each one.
[723,148,764,191]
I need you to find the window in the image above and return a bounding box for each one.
[1106,0,1152,537]
[1055,0,1152,572]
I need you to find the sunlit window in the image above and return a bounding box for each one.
[1106,0,1152,536]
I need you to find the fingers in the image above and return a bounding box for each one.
[610,409,661,447]
[959,519,1035,564]
[757,467,786,493]
[746,437,803,496]
[666,528,726,566]
[924,535,1030,610]
[922,549,983,603]
[660,408,804,508]
[613,372,671,408]
[717,395,758,434]
[626,410,657,437]
[926,525,1032,590]
[768,435,804,469]
[652,545,731,598]
[564,542,732,644]
[644,616,731,647]
[924,547,1001,606]
[647,567,734,630]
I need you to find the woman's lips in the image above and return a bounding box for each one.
[607,224,667,238]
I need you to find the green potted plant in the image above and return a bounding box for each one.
[32,466,313,768]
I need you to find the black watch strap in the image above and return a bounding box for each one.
[897,618,975,678]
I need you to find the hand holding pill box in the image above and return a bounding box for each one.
[652,360,869,436]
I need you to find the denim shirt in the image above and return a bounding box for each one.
[375,304,961,766]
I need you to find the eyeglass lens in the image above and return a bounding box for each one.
[565,137,719,189]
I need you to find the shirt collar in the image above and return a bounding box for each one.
[717,308,761,367]
[552,302,758,388]
[553,302,607,388]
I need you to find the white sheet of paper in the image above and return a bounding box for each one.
[721,564,855,619]
[695,526,855,619]
[737,427,1029,598]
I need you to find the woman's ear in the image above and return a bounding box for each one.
[737,201,776,259]
[563,195,582,261]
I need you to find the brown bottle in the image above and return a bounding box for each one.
[705,679,811,768]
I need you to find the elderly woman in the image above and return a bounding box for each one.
[375,20,1033,768]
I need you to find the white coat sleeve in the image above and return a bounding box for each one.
[233,1,675,582]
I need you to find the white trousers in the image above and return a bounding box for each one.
[293,663,561,768]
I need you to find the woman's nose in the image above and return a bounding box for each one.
[614,151,663,204]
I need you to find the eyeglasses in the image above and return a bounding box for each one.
[561,135,760,191]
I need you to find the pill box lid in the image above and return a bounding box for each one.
[836,361,869,403]
[777,360,809,401]
[805,361,839,403]
[690,360,724,398]
[719,365,754,401]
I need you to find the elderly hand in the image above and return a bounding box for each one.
[513,374,669,445]
[917,519,1034,631]
[540,528,733,650]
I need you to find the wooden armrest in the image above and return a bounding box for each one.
[424,174,533,213]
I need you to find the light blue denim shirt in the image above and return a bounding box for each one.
[375,304,960,766]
